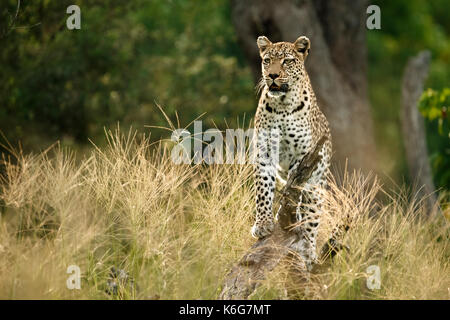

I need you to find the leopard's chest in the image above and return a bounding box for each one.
[274,113,313,173]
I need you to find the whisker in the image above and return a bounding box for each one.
[255,77,266,96]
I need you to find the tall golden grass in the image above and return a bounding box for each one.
[0,128,448,299]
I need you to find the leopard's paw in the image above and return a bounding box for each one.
[251,220,275,239]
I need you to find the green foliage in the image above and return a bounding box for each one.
[368,0,450,189]
[0,0,254,149]
[419,88,450,189]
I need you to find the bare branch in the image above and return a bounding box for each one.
[1,1,41,39]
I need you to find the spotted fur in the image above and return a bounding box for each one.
[251,35,332,268]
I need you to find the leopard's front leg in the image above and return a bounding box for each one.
[251,128,278,239]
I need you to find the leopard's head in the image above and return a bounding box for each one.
[257,35,310,97]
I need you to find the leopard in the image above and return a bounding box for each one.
[251,35,332,268]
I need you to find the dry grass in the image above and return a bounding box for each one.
[0,128,448,299]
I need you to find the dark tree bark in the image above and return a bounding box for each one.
[230,0,377,173]
[401,51,438,216]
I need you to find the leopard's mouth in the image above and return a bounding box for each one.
[269,83,289,93]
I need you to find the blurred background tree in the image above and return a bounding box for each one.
[0,0,449,191]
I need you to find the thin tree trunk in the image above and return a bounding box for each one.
[401,51,438,216]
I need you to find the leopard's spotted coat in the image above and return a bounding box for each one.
[252,35,332,268]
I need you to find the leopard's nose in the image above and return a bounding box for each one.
[269,73,279,80]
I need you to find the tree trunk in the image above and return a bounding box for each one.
[401,51,438,216]
[230,0,377,173]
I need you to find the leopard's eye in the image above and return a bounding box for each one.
[263,58,271,64]
[283,58,295,64]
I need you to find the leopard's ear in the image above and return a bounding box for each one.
[294,36,310,59]
[257,36,272,53]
